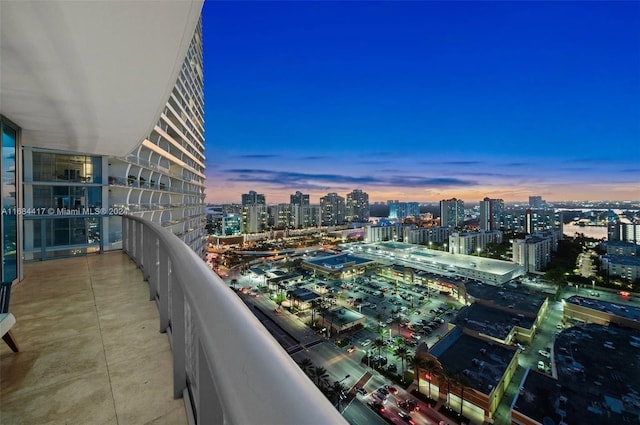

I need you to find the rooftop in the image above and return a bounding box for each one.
[455,303,535,340]
[464,281,547,316]
[566,295,640,322]
[304,253,374,271]
[0,254,186,424]
[431,329,516,395]
[515,324,640,424]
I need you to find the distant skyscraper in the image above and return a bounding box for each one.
[290,191,310,206]
[479,197,504,231]
[529,196,546,209]
[320,192,345,226]
[440,198,465,228]
[388,202,420,219]
[346,189,370,223]
[242,190,265,206]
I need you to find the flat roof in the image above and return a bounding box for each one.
[304,253,374,270]
[515,324,640,424]
[455,303,535,340]
[566,295,640,322]
[431,329,516,394]
[321,307,366,326]
[357,242,523,281]
[464,282,547,315]
[290,288,321,302]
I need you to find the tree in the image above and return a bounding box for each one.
[328,380,347,406]
[312,366,330,390]
[413,355,425,391]
[422,358,440,400]
[310,299,322,326]
[440,369,458,409]
[297,357,314,377]
[457,374,470,417]
[373,338,385,361]
[394,345,410,376]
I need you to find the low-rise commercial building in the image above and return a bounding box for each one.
[563,295,640,331]
[512,324,640,425]
[418,328,519,424]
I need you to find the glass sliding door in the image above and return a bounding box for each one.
[1,119,19,282]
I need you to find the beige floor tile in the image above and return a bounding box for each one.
[109,349,182,425]
[1,254,187,425]
[0,370,117,425]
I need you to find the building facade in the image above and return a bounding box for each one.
[345,189,370,223]
[320,192,345,226]
[449,230,503,255]
[479,197,504,231]
[440,198,465,228]
[20,21,206,260]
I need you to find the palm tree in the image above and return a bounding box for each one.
[373,338,385,361]
[328,380,347,406]
[312,366,330,390]
[394,346,409,375]
[297,357,314,377]
[441,369,458,409]
[422,359,439,400]
[413,355,426,391]
[457,374,470,418]
[310,299,322,326]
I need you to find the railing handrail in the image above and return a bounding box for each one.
[122,215,346,425]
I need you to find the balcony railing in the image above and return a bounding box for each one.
[122,215,346,425]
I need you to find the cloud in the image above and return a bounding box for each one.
[504,162,530,167]
[236,154,280,159]
[221,168,477,189]
[440,160,484,165]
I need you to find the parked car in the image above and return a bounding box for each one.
[538,350,551,358]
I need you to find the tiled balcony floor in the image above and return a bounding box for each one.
[0,252,187,425]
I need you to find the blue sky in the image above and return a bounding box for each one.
[202,1,640,204]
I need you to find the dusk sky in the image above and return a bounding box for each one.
[201,1,640,205]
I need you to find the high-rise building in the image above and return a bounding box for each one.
[290,191,310,206]
[529,195,547,209]
[320,192,345,226]
[18,18,206,262]
[242,190,266,206]
[388,201,420,219]
[346,189,369,223]
[479,197,504,231]
[440,198,465,228]
[448,230,503,255]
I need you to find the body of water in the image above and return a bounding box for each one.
[563,223,608,239]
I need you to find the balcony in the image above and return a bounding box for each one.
[1,215,346,425]
[0,254,187,424]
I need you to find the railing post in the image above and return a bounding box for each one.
[148,236,159,301]
[158,247,170,332]
[122,216,130,254]
[171,276,187,399]
[135,221,143,268]
[197,341,224,424]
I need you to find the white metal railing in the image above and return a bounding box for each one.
[122,215,346,425]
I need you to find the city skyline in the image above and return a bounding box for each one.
[201,1,639,204]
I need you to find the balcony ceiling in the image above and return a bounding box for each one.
[0,1,202,156]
